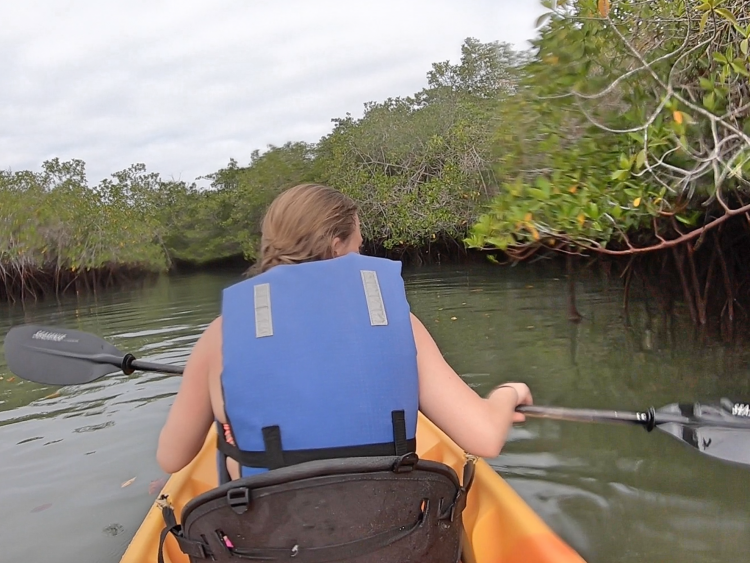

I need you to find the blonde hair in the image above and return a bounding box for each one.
[257,184,358,273]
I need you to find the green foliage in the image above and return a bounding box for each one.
[424,38,530,99]
[212,142,316,260]
[316,99,483,249]
[23,23,743,279]
[0,160,166,280]
[468,0,750,256]
[149,180,239,265]
[316,38,524,250]
[150,37,527,261]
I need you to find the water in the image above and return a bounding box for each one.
[1,263,749,562]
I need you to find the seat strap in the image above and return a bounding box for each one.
[441,455,477,522]
[217,440,232,485]
[158,498,211,562]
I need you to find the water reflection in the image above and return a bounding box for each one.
[1,264,749,562]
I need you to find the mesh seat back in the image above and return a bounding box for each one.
[166,455,467,563]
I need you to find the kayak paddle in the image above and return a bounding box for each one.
[518,403,750,467]
[4,324,750,467]
[2,324,184,385]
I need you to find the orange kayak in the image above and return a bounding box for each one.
[121,414,586,563]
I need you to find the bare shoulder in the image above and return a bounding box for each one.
[205,316,223,337]
[409,312,440,353]
[196,316,223,349]
[183,316,223,375]
[409,312,426,337]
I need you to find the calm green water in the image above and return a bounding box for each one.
[1,264,749,562]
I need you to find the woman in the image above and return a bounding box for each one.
[157,183,532,479]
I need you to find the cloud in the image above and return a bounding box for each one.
[0,0,545,185]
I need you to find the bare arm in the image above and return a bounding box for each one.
[411,313,532,458]
[156,317,221,473]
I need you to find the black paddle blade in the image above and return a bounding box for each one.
[3,325,125,385]
[656,401,750,467]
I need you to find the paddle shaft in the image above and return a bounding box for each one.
[125,355,185,375]
[22,345,185,375]
[517,404,750,430]
[518,405,649,424]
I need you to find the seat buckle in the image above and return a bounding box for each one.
[392,452,419,473]
[439,487,467,523]
[227,487,250,514]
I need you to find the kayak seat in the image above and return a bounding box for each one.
[158,452,475,563]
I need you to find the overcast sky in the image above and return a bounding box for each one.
[1,1,545,185]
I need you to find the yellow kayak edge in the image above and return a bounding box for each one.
[121,413,586,563]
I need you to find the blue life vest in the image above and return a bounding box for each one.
[219,253,419,479]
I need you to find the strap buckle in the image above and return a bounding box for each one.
[392,452,419,473]
[442,453,477,522]
[227,487,251,514]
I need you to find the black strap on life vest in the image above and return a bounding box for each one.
[217,410,415,473]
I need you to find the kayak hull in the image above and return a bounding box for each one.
[121,414,585,563]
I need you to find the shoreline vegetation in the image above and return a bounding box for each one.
[4,1,750,330]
